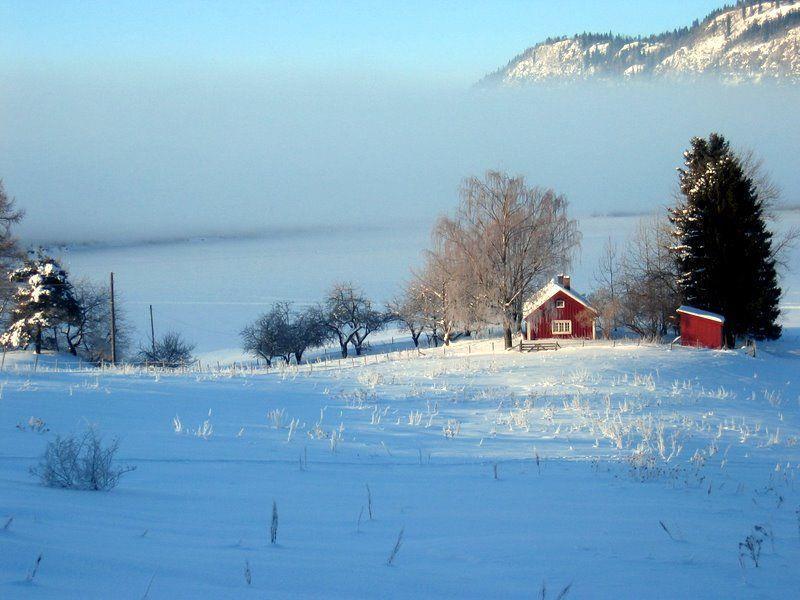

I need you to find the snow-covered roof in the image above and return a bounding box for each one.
[522,280,596,316]
[676,305,725,323]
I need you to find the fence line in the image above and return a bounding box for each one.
[0,334,664,378]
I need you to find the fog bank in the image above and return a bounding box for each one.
[1,67,798,245]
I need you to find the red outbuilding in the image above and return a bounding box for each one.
[522,275,597,340]
[677,305,725,349]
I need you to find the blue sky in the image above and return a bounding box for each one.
[5,1,724,83]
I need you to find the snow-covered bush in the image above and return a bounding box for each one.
[31,429,136,490]
[194,419,213,440]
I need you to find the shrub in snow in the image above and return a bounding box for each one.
[738,524,772,569]
[267,408,286,429]
[137,331,195,368]
[194,419,213,440]
[442,419,461,438]
[30,428,136,491]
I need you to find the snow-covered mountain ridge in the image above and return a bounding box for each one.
[480,1,800,85]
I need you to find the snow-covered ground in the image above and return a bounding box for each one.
[2,337,800,598]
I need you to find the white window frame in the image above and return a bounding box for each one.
[552,320,572,335]
[555,299,565,309]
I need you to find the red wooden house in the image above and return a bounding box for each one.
[522,275,597,340]
[677,306,725,349]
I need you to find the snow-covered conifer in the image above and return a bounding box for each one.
[0,254,81,354]
[670,134,781,345]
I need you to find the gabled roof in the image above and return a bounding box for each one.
[677,305,725,323]
[523,280,597,316]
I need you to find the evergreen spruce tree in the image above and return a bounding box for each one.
[669,133,781,346]
[0,254,81,354]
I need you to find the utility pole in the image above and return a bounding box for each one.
[149,304,156,354]
[110,272,117,365]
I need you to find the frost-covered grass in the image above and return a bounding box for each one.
[1,337,800,597]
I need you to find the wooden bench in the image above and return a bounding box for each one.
[519,340,560,352]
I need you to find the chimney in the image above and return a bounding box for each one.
[557,274,571,290]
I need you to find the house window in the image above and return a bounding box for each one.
[555,299,565,309]
[552,320,572,335]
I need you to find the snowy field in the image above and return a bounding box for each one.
[2,337,800,598]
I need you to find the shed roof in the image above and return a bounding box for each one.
[523,280,596,317]
[677,305,725,324]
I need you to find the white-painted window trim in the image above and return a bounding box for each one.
[555,299,565,308]
[552,320,572,335]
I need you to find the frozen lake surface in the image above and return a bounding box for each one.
[53,212,800,356]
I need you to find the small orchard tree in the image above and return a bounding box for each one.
[57,279,132,361]
[350,300,387,356]
[322,283,384,357]
[284,305,328,363]
[388,287,427,348]
[137,331,195,367]
[1,255,81,354]
[241,303,290,366]
[242,303,327,365]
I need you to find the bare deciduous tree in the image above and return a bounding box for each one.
[286,305,328,363]
[617,217,680,339]
[241,303,290,366]
[56,280,132,362]
[388,287,426,348]
[0,180,24,326]
[436,171,580,349]
[590,239,623,339]
[322,283,385,357]
[411,243,464,346]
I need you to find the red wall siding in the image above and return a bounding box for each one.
[525,290,595,340]
[680,313,723,349]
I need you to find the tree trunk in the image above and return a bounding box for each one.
[725,332,736,349]
[34,328,42,354]
[411,333,420,348]
[339,342,348,358]
[503,325,513,350]
[294,350,303,364]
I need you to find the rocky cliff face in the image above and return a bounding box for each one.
[480,1,800,86]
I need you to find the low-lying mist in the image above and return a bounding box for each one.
[1,66,798,245]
